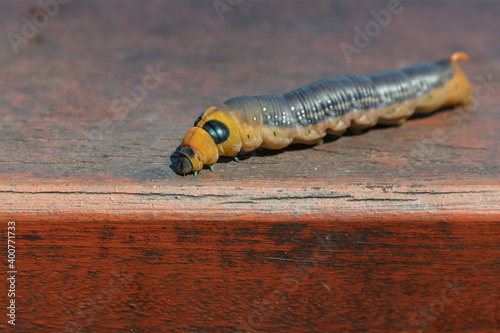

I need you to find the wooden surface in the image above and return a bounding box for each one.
[0,0,499,332]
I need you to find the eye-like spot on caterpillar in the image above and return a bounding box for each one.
[392,107,396,113]
[273,131,276,137]
[203,120,229,144]
[247,134,250,139]
[308,129,311,134]
[198,157,201,161]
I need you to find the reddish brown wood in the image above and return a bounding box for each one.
[0,0,499,332]
[6,220,500,332]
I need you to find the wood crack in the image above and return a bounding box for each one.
[0,190,232,199]
[393,190,495,195]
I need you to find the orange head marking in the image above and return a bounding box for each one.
[195,106,243,156]
[178,126,219,175]
[178,106,244,175]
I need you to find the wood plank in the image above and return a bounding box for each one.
[0,0,498,332]
[6,220,500,332]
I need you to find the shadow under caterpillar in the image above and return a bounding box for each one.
[178,52,473,176]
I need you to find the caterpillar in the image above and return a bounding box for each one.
[178,52,472,176]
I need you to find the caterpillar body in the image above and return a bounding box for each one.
[178,52,472,176]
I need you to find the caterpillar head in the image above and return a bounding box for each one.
[177,126,218,175]
[177,106,242,175]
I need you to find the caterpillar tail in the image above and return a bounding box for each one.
[448,52,474,109]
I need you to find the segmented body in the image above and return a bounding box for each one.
[177,52,472,175]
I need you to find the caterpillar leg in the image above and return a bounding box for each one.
[378,99,417,125]
[350,109,381,130]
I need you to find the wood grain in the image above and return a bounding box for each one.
[5,220,500,332]
[0,0,498,332]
